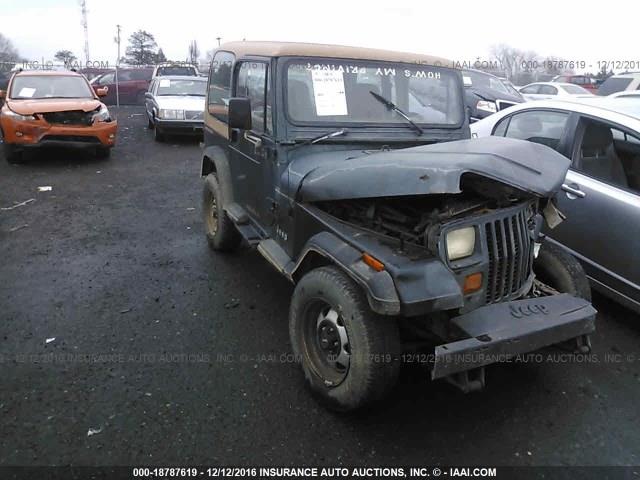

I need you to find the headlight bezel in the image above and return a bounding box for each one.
[445,226,477,261]
[3,109,37,122]
[92,104,111,123]
[476,100,497,113]
[158,109,185,120]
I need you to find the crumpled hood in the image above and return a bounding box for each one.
[155,96,205,111]
[289,136,571,202]
[467,86,524,103]
[7,98,102,115]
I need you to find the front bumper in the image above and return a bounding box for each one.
[0,116,117,148]
[431,294,596,380]
[155,119,203,134]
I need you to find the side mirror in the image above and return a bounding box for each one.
[228,97,252,130]
[0,90,5,99]
[144,92,153,99]
[96,87,109,97]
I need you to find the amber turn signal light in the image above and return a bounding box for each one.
[362,253,385,272]
[463,272,483,294]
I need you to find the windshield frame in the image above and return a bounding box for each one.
[281,56,466,131]
[9,74,95,100]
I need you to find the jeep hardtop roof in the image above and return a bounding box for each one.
[219,41,454,68]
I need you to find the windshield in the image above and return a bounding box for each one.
[598,77,633,96]
[157,78,206,96]
[157,66,196,76]
[463,70,511,95]
[10,75,94,99]
[286,60,463,127]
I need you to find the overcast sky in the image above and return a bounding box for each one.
[1,0,636,73]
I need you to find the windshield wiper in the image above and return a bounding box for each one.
[289,129,347,150]
[369,91,424,135]
[298,128,348,145]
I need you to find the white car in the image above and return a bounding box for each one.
[609,91,640,99]
[470,98,640,312]
[151,63,199,78]
[598,72,640,96]
[519,82,594,101]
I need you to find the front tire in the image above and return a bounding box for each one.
[3,143,23,164]
[154,124,164,142]
[95,146,111,159]
[202,173,240,251]
[534,242,591,301]
[289,266,401,412]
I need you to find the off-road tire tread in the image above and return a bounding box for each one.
[535,242,591,301]
[289,266,401,412]
[202,173,240,252]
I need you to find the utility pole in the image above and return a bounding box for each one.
[114,24,121,109]
[79,0,90,65]
[216,37,221,47]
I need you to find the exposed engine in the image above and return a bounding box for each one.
[316,174,536,250]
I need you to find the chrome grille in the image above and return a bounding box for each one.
[484,206,533,303]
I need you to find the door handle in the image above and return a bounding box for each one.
[562,183,586,199]
[244,131,262,149]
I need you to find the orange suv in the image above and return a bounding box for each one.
[0,69,117,163]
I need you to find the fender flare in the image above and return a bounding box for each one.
[289,232,401,316]
[201,146,234,205]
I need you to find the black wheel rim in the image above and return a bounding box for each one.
[301,299,351,387]
[205,192,218,235]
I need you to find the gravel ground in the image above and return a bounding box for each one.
[1,106,639,467]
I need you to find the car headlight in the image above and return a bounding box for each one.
[446,227,476,260]
[3,109,37,121]
[159,109,185,120]
[476,100,497,113]
[92,105,111,122]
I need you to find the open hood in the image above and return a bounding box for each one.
[289,136,571,202]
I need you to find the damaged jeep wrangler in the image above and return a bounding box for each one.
[200,41,596,411]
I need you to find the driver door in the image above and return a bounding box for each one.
[229,60,275,226]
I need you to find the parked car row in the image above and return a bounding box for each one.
[0,69,116,162]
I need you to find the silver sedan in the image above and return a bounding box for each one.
[144,75,206,141]
[471,98,640,313]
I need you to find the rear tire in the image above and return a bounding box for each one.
[3,143,23,164]
[534,242,591,301]
[289,266,401,412]
[202,173,240,251]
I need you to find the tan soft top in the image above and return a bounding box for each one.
[218,41,454,68]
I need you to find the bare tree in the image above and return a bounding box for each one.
[54,50,78,66]
[0,33,21,69]
[188,40,200,65]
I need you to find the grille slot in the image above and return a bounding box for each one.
[484,207,533,303]
[41,110,94,126]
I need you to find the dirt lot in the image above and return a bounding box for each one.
[1,106,639,466]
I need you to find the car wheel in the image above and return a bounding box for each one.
[154,124,164,142]
[534,242,591,301]
[289,266,401,412]
[3,143,23,164]
[95,146,111,159]
[202,173,240,251]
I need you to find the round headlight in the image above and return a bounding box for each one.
[446,227,476,260]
